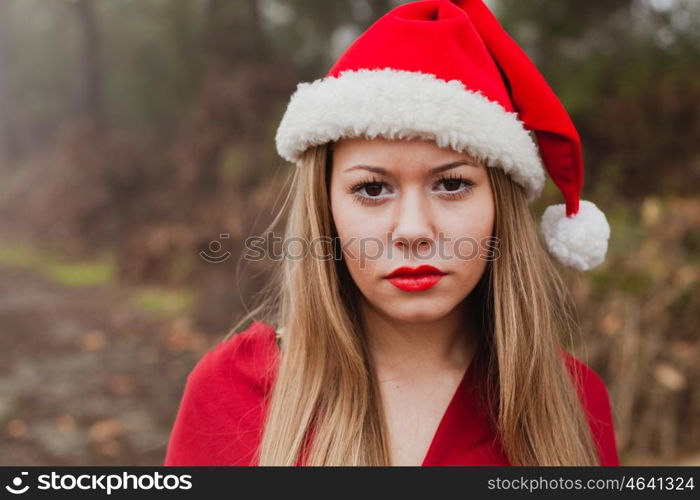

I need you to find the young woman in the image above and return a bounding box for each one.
[164,0,616,466]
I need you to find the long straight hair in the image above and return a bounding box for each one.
[230,141,601,465]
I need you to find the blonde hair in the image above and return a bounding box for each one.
[228,141,601,465]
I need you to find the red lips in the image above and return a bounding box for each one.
[385,265,446,292]
[386,265,446,278]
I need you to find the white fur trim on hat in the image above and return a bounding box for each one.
[275,68,546,203]
[540,200,610,271]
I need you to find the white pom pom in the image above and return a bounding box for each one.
[540,200,611,271]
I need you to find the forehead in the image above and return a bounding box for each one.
[331,136,479,173]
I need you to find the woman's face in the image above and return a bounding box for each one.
[329,136,495,324]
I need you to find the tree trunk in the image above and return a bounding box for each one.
[73,0,106,129]
[0,1,20,160]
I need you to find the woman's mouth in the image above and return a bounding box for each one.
[385,265,446,292]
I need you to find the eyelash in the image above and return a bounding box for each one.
[348,173,475,206]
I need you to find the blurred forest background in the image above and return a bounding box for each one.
[0,0,698,466]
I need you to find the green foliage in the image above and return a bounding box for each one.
[132,286,195,319]
[0,240,116,287]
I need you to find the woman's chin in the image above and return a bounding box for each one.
[380,302,455,324]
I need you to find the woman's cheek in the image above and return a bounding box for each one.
[439,214,492,260]
[341,232,381,280]
[335,226,385,293]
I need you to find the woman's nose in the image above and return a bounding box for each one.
[390,188,435,257]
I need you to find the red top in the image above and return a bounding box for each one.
[164,321,620,466]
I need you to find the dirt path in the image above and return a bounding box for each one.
[0,265,212,465]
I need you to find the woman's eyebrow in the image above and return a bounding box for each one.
[344,160,478,174]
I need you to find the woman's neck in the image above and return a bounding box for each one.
[360,298,479,378]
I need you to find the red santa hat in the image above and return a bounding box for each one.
[275,0,610,271]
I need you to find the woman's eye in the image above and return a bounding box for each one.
[348,179,391,206]
[435,176,474,196]
[440,178,463,192]
[350,177,390,198]
[362,182,384,197]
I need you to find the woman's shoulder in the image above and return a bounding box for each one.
[560,348,613,417]
[561,348,607,395]
[164,320,280,466]
[186,320,280,392]
[559,347,620,466]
